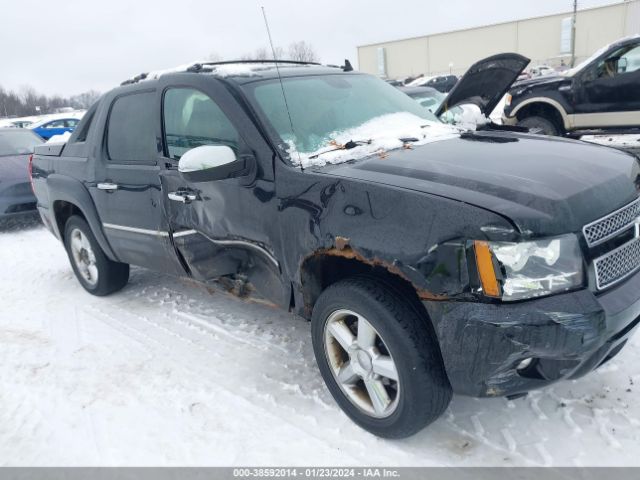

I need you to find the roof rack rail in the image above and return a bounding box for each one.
[120,72,148,86]
[186,59,324,73]
[120,58,353,85]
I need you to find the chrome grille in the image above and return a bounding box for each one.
[583,198,640,247]
[594,237,640,290]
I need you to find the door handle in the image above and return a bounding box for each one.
[168,191,198,203]
[97,182,119,191]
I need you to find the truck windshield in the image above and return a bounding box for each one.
[0,129,44,156]
[247,74,456,168]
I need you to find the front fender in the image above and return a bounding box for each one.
[508,97,572,130]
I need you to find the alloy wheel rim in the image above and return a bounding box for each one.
[323,309,400,418]
[69,228,99,286]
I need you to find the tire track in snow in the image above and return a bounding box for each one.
[81,303,375,465]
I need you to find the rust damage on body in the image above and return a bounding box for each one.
[304,236,449,307]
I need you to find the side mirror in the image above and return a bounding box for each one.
[618,57,628,73]
[178,145,246,183]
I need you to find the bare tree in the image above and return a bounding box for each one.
[0,84,102,117]
[272,46,286,59]
[69,90,101,109]
[240,46,285,61]
[254,47,270,60]
[207,51,223,62]
[288,41,319,62]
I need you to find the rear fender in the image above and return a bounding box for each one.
[46,174,119,261]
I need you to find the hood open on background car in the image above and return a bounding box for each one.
[435,53,530,117]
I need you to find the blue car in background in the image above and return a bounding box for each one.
[29,117,81,140]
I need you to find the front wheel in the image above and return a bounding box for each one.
[64,215,129,296]
[517,115,560,136]
[311,277,452,438]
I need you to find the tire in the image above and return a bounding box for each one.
[63,215,129,296]
[517,116,560,136]
[311,276,452,438]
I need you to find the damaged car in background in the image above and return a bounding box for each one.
[31,58,640,438]
[404,53,532,129]
[503,35,640,136]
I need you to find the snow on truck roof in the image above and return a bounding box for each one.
[120,60,352,86]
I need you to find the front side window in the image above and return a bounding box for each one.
[597,44,640,78]
[107,91,157,163]
[163,88,239,160]
[620,45,640,74]
[65,119,79,128]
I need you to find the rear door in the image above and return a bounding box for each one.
[90,89,185,275]
[157,75,290,307]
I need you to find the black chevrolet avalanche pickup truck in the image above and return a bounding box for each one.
[503,35,640,137]
[31,59,640,438]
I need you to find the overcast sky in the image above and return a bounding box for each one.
[0,0,623,96]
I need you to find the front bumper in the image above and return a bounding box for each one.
[0,180,37,218]
[424,270,640,397]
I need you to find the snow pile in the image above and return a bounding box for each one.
[141,61,304,82]
[45,131,72,144]
[454,105,491,130]
[143,61,202,81]
[582,134,640,151]
[211,63,273,77]
[291,112,460,168]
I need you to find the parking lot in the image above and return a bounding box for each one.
[1,214,639,466]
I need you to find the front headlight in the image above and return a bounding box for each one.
[474,234,584,301]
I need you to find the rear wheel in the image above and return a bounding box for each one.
[64,215,129,296]
[311,276,452,438]
[517,115,560,136]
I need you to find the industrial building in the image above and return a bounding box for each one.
[357,0,640,79]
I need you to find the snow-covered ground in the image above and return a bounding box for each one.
[582,134,640,155]
[1,215,639,466]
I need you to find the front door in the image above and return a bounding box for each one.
[91,89,184,275]
[157,77,290,307]
[574,41,640,128]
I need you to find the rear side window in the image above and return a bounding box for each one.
[107,91,157,163]
[72,105,97,143]
[45,120,66,129]
[163,88,239,160]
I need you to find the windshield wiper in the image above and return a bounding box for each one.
[308,139,372,159]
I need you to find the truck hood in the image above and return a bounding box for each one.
[0,154,30,181]
[511,74,567,90]
[435,53,530,117]
[320,131,640,237]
